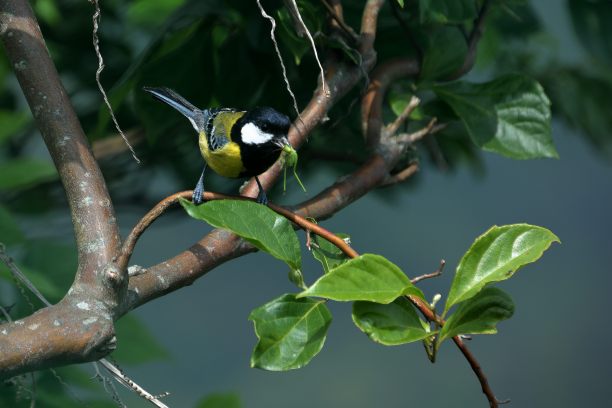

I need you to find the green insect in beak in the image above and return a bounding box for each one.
[144,87,298,205]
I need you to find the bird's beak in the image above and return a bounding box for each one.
[274,136,290,148]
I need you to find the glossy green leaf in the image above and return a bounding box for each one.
[352,297,432,346]
[439,287,514,343]
[0,159,58,192]
[420,26,468,80]
[444,224,559,314]
[419,0,478,24]
[434,74,557,159]
[298,254,424,303]
[180,199,301,271]
[0,205,24,245]
[249,294,331,371]
[311,233,350,273]
[112,314,170,365]
[569,0,612,64]
[196,392,241,408]
[396,0,405,8]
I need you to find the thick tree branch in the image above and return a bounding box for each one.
[0,0,124,378]
[0,0,121,292]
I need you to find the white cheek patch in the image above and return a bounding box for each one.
[241,122,274,145]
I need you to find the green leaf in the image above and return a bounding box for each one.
[195,392,241,408]
[0,205,24,245]
[180,199,301,271]
[439,287,514,343]
[433,74,557,159]
[127,0,187,26]
[311,233,350,273]
[569,0,612,64]
[444,224,559,314]
[249,294,331,371]
[0,159,58,192]
[419,0,478,24]
[298,254,424,303]
[34,0,60,26]
[352,297,432,346]
[419,26,468,80]
[0,110,30,146]
[396,0,405,8]
[544,68,612,157]
[112,314,170,365]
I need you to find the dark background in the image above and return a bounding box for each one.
[1,0,611,407]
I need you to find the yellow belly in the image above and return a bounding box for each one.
[198,132,244,178]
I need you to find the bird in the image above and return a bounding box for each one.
[143,87,292,205]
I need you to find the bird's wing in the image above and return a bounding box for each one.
[206,109,245,151]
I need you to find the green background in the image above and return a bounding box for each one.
[1,0,610,406]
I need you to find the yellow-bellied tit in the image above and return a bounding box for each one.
[143,87,293,205]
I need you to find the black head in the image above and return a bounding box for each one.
[233,107,291,146]
[232,107,292,176]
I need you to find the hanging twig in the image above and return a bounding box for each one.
[255,0,301,118]
[89,0,140,163]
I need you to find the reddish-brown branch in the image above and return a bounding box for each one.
[361,58,420,148]
[452,336,506,408]
[320,0,358,42]
[118,192,359,274]
[359,0,385,57]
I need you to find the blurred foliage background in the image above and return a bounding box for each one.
[1,0,611,407]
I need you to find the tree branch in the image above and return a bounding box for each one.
[361,58,420,148]
[0,0,122,293]
[0,0,125,378]
[448,0,492,80]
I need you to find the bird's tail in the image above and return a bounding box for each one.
[143,87,201,124]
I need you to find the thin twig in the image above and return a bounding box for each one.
[319,0,358,42]
[0,244,51,307]
[89,0,140,163]
[255,0,301,118]
[448,0,492,79]
[381,162,419,186]
[411,259,445,284]
[98,360,169,408]
[396,120,446,144]
[452,336,509,407]
[384,95,420,137]
[286,0,329,96]
[0,304,11,322]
